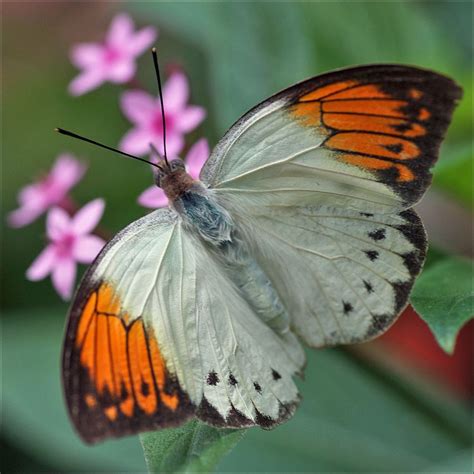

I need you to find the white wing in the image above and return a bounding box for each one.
[199,65,459,347]
[64,208,304,442]
[222,198,426,347]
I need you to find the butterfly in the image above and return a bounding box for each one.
[60,61,462,443]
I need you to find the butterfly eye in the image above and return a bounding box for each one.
[170,160,185,172]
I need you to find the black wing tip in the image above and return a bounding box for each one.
[73,397,196,445]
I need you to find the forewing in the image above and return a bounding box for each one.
[201,64,461,212]
[63,209,194,443]
[63,209,304,443]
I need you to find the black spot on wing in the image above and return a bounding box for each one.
[360,212,374,217]
[120,382,128,400]
[271,369,282,381]
[392,121,413,133]
[253,382,262,393]
[364,250,379,261]
[343,301,353,314]
[363,280,374,293]
[368,228,386,241]
[228,374,238,386]
[206,371,219,386]
[383,143,403,154]
[141,381,150,397]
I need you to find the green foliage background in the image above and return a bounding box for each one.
[2,2,472,472]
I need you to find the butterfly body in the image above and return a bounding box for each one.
[62,64,462,443]
[173,182,290,332]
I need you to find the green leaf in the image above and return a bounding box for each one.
[411,257,474,353]
[433,142,473,210]
[140,420,246,473]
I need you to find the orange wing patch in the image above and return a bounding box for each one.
[322,99,409,118]
[68,282,189,442]
[299,80,358,101]
[290,101,322,127]
[327,84,391,100]
[326,133,420,160]
[287,78,440,184]
[324,113,425,138]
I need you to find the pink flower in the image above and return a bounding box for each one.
[8,154,86,228]
[69,13,157,96]
[138,138,209,208]
[26,199,106,301]
[119,72,206,158]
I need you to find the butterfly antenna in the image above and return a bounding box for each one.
[55,128,162,170]
[151,47,169,167]
[149,142,166,171]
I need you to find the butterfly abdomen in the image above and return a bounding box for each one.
[222,240,291,336]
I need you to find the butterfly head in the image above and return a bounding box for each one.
[155,158,195,201]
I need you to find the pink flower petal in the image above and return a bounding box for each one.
[26,245,56,281]
[163,72,189,113]
[138,186,169,208]
[18,183,41,205]
[185,138,209,180]
[107,13,134,47]
[174,106,206,133]
[106,59,135,83]
[120,127,154,156]
[68,68,106,96]
[47,207,71,241]
[71,198,105,235]
[73,235,106,263]
[70,43,103,68]
[50,154,87,192]
[52,258,77,301]
[162,133,184,159]
[121,90,156,125]
[127,26,157,55]
[7,203,45,228]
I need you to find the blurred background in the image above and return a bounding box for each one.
[2,2,472,472]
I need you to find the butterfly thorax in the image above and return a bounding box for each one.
[161,169,195,202]
[171,183,234,246]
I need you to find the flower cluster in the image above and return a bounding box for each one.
[9,13,208,301]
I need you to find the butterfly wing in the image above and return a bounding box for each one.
[63,208,304,443]
[201,64,462,213]
[201,64,461,346]
[228,204,427,347]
